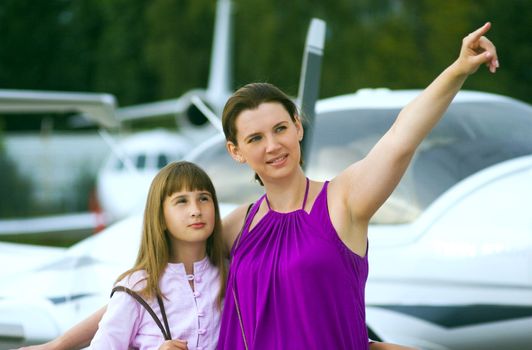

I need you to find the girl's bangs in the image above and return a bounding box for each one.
[164,163,214,197]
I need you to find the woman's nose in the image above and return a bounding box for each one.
[265,135,281,152]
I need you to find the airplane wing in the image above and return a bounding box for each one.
[0,241,65,281]
[0,89,118,128]
[0,212,105,237]
[115,89,205,122]
[0,298,62,347]
[0,215,143,347]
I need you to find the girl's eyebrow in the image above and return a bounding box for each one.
[169,193,187,201]
[169,191,211,198]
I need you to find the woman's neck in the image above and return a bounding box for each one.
[262,170,308,212]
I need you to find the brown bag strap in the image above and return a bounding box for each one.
[111,286,172,340]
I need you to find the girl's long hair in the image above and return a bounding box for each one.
[115,161,227,308]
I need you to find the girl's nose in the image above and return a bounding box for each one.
[190,202,202,217]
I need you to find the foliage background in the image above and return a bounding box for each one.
[0,0,530,121]
[0,0,530,225]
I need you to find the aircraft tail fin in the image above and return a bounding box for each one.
[206,0,233,111]
[297,18,326,164]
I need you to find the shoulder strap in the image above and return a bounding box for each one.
[232,203,253,255]
[111,286,172,340]
[230,203,253,350]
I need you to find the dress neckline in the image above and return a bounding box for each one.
[264,177,310,213]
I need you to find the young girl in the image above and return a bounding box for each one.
[89,161,227,350]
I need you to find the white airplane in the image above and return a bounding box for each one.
[0,16,326,349]
[187,88,532,350]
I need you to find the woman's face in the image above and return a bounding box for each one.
[226,102,303,183]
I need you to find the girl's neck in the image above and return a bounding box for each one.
[262,170,308,212]
[169,242,207,275]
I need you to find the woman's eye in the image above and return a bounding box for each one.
[275,125,287,133]
[248,135,261,143]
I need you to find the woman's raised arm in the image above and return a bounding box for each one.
[333,22,498,224]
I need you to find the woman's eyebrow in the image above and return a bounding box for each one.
[244,131,261,141]
[272,121,288,128]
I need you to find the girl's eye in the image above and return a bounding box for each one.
[176,198,187,204]
[275,125,287,133]
[200,195,211,202]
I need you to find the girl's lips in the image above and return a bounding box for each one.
[189,223,206,229]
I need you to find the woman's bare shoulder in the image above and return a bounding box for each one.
[222,203,254,250]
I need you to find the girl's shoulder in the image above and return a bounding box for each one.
[116,269,148,292]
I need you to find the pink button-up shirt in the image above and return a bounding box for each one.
[90,257,221,350]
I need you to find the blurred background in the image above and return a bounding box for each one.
[0,0,530,244]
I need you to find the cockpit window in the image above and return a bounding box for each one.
[309,101,532,224]
[136,154,146,169]
[193,100,532,225]
[157,154,169,169]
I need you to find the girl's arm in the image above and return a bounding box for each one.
[329,22,498,249]
[18,306,106,350]
[89,290,141,349]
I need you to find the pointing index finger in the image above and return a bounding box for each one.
[467,22,491,42]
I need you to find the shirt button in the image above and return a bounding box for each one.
[198,328,206,335]
[195,276,202,283]
[193,291,201,298]
[197,311,205,317]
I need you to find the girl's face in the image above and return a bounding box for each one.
[227,102,303,183]
[163,189,216,246]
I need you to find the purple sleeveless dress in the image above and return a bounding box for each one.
[218,180,369,349]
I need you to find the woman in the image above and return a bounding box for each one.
[21,22,497,350]
[217,22,497,349]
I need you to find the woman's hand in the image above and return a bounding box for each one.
[158,339,189,350]
[454,22,499,75]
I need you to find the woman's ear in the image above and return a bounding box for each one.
[226,141,245,163]
[295,115,304,142]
